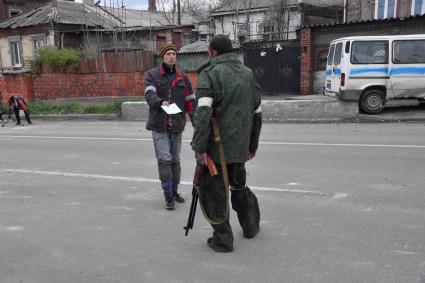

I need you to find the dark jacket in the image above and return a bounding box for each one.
[144,64,195,133]
[8,95,28,112]
[191,52,262,163]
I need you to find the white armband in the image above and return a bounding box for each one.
[198,97,213,107]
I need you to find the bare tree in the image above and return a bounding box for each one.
[181,0,217,18]
[264,0,292,41]
[224,0,255,41]
[156,0,177,25]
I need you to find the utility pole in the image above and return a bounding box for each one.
[177,0,181,25]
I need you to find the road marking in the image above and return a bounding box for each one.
[260,141,425,149]
[1,168,327,196]
[391,250,422,256]
[1,135,425,149]
[0,224,24,232]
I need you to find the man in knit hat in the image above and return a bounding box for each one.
[144,42,196,210]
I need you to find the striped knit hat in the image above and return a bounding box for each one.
[159,43,177,58]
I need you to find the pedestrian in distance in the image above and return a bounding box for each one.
[8,95,32,126]
[0,91,6,124]
[191,34,262,252]
[144,42,196,210]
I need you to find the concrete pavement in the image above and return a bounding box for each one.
[121,94,425,123]
[1,122,425,283]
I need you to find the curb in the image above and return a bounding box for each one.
[31,114,119,121]
[358,114,425,123]
[121,99,360,122]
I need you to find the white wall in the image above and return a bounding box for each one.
[212,10,301,41]
[213,10,266,41]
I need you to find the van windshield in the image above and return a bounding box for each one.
[351,41,388,64]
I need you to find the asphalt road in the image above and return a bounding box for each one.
[1,121,425,283]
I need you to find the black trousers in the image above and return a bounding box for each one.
[199,162,260,249]
[14,107,31,124]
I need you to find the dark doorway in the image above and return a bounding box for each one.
[244,45,300,94]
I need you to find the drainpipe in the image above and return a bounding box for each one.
[0,48,3,72]
[343,0,347,23]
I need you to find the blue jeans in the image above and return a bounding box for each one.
[152,131,182,163]
[152,131,183,202]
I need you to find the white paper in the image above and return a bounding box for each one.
[161,103,182,115]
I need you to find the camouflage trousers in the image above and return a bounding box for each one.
[199,162,260,250]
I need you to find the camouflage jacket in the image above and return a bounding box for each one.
[191,52,262,163]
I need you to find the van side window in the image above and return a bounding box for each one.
[393,40,425,64]
[327,44,335,65]
[334,43,343,65]
[351,41,389,64]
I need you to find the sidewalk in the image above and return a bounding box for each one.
[27,95,425,123]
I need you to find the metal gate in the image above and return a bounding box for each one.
[244,45,300,94]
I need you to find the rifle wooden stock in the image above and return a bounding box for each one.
[206,154,218,176]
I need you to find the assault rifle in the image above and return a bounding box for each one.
[184,154,217,236]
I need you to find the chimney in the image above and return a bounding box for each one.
[148,0,156,12]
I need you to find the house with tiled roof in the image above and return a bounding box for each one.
[0,0,197,71]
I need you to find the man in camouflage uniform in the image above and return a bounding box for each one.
[191,34,262,252]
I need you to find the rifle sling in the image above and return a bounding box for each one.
[211,118,230,194]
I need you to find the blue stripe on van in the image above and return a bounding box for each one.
[389,67,425,76]
[334,68,341,76]
[326,69,332,76]
[350,67,389,76]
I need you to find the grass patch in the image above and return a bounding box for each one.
[27,99,137,115]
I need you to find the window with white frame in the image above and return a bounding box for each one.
[32,35,46,56]
[375,0,397,19]
[10,41,22,67]
[34,39,44,50]
[411,0,425,15]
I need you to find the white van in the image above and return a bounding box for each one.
[324,34,425,114]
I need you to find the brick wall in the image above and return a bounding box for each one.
[0,76,5,104]
[0,71,200,103]
[0,72,33,102]
[32,73,145,101]
[300,27,313,95]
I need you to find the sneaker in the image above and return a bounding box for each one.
[165,201,175,210]
[207,237,233,253]
[174,194,185,203]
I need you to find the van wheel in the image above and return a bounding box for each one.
[360,89,385,114]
